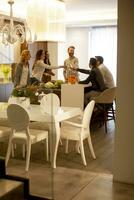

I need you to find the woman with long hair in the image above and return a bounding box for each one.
[43,51,55,83]
[31,49,63,84]
[14,50,31,87]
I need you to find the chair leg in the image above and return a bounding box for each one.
[87,136,96,159]
[11,144,15,158]
[65,140,69,154]
[5,137,13,166]
[111,104,115,121]
[104,106,108,133]
[25,140,31,172]
[59,139,63,146]
[104,120,108,133]
[79,140,87,166]
[75,141,80,154]
[52,136,60,169]
[22,144,26,158]
[45,137,49,161]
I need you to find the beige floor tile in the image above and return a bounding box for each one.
[72,174,134,200]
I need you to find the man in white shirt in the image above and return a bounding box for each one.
[95,56,115,88]
[64,46,79,82]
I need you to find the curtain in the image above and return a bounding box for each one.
[90,26,117,84]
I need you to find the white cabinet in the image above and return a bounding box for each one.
[0,83,14,102]
[61,84,85,110]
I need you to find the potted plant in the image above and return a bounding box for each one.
[1,64,11,82]
[11,86,39,105]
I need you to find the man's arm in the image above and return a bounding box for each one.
[77,68,91,74]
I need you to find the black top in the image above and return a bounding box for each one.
[78,67,106,92]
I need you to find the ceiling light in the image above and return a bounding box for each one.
[27,0,65,42]
[0,0,32,45]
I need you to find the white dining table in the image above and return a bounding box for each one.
[0,102,82,168]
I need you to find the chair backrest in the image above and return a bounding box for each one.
[7,104,30,131]
[40,93,60,115]
[82,100,95,128]
[91,87,117,104]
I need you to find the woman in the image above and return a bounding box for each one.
[77,57,107,106]
[14,50,31,88]
[31,49,63,85]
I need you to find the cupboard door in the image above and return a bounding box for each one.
[0,83,13,102]
[0,84,6,102]
[5,83,14,102]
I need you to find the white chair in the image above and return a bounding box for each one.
[40,93,60,115]
[53,100,96,168]
[30,93,60,130]
[5,104,48,171]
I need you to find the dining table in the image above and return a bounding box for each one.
[0,102,82,168]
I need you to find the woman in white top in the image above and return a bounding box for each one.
[14,50,31,87]
[31,49,64,84]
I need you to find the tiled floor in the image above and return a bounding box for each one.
[6,161,134,200]
[1,120,134,199]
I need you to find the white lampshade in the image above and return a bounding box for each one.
[26,0,65,42]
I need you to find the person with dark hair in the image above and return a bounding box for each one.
[31,49,64,85]
[43,51,55,83]
[63,46,79,82]
[14,50,31,87]
[75,57,106,106]
[95,56,115,88]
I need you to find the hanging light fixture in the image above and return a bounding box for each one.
[0,0,32,45]
[27,0,65,42]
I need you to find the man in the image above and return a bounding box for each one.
[77,58,106,106]
[95,56,115,88]
[63,46,79,82]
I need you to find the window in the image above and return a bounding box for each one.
[89,26,117,84]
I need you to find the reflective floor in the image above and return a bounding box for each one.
[1,121,134,199]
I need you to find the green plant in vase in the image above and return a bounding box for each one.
[1,64,11,82]
[12,86,39,104]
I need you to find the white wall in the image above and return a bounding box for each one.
[47,42,59,80]
[58,27,90,80]
[113,0,134,184]
[0,41,20,64]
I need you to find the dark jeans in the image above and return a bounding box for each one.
[84,86,93,93]
[30,77,40,85]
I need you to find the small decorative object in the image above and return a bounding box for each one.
[53,80,64,88]
[1,64,11,82]
[42,80,64,89]
[68,75,77,84]
[44,81,55,89]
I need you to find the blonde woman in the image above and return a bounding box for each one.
[14,50,31,87]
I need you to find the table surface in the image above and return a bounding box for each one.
[0,102,82,123]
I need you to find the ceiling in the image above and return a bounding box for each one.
[0,0,117,27]
[64,0,117,27]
